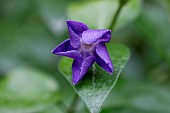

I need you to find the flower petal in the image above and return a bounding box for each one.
[95,42,114,74]
[67,20,89,35]
[72,56,95,85]
[82,29,111,44]
[52,39,82,59]
[67,20,89,48]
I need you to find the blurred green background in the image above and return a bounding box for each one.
[0,0,170,113]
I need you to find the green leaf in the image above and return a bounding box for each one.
[59,43,130,113]
[40,105,63,113]
[134,2,170,65]
[0,67,59,113]
[36,0,68,36]
[103,79,170,113]
[67,0,141,30]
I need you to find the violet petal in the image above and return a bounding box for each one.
[67,20,89,48]
[72,56,95,85]
[82,29,111,44]
[52,39,82,59]
[95,42,113,74]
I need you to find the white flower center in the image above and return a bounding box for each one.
[82,43,93,51]
[78,39,97,57]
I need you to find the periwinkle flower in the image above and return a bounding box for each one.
[52,20,114,85]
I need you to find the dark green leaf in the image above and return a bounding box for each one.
[59,43,130,113]
[103,79,170,113]
[134,2,170,65]
[67,0,141,30]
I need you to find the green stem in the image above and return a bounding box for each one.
[66,95,79,113]
[109,0,129,30]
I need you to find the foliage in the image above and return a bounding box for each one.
[0,0,170,113]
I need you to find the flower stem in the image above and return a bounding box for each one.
[66,95,79,113]
[109,0,129,30]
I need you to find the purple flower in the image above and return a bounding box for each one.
[52,20,114,85]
